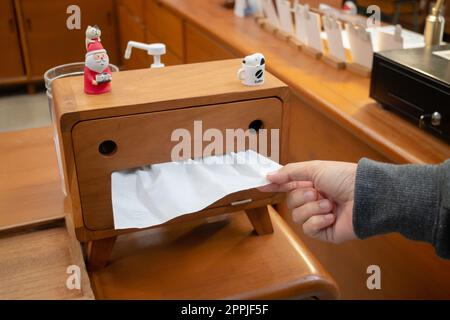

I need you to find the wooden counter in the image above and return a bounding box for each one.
[0,127,93,299]
[0,127,64,231]
[162,0,450,164]
[129,0,450,299]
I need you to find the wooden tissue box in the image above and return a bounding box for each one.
[52,59,289,270]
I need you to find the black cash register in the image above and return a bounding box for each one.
[370,44,450,142]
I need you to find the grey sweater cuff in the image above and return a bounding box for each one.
[353,158,450,259]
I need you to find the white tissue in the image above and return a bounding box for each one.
[111,150,281,229]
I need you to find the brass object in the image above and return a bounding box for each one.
[424,0,446,47]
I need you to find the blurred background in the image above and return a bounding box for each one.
[1,1,449,110]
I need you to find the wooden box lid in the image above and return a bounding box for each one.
[52,59,289,132]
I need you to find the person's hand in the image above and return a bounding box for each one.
[92,80,98,85]
[260,161,357,243]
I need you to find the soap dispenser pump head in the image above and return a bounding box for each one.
[147,43,166,68]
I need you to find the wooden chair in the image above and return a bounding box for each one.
[89,206,339,299]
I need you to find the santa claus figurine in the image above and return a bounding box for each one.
[84,39,112,95]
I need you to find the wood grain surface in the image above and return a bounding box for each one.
[90,206,339,300]
[0,127,93,299]
[0,127,65,231]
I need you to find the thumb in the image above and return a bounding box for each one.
[267,162,318,184]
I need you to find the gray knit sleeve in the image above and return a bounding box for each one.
[353,158,450,259]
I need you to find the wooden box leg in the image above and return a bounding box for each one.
[245,206,274,235]
[86,236,117,271]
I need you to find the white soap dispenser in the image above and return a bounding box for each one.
[124,41,166,68]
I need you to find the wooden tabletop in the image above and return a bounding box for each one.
[53,59,288,131]
[0,224,93,299]
[0,127,65,231]
[162,0,450,164]
[0,127,93,299]
[90,206,339,300]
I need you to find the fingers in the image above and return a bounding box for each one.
[292,199,333,225]
[287,188,318,209]
[258,180,313,192]
[267,162,319,185]
[260,161,320,193]
[303,214,335,238]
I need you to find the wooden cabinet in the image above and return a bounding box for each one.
[118,0,144,19]
[117,0,184,69]
[0,0,25,83]
[287,93,390,163]
[16,0,119,79]
[117,1,149,69]
[145,0,184,60]
[185,22,237,63]
[146,32,182,66]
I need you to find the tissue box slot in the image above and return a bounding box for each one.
[71,98,282,231]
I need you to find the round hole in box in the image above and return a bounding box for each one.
[249,119,264,133]
[98,140,117,156]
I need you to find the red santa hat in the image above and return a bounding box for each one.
[85,40,106,57]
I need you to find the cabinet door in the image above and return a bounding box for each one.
[117,3,149,69]
[19,0,118,78]
[117,0,144,21]
[146,31,182,66]
[185,22,236,63]
[0,0,25,81]
[144,0,184,60]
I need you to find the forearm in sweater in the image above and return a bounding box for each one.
[353,158,450,259]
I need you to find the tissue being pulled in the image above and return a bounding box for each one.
[111,150,282,229]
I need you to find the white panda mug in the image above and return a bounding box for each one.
[237,53,266,86]
[237,64,265,86]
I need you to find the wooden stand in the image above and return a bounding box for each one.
[255,17,266,27]
[288,37,303,50]
[245,206,274,235]
[86,236,117,271]
[347,62,371,77]
[253,14,265,24]
[274,29,291,41]
[303,46,322,59]
[323,54,346,70]
[258,19,278,34]
[85,206,275,270]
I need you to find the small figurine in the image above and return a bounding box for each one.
[237,53,265,86]
[85,25,101,49]
[343,1,358,15]
[84,39,112,95]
